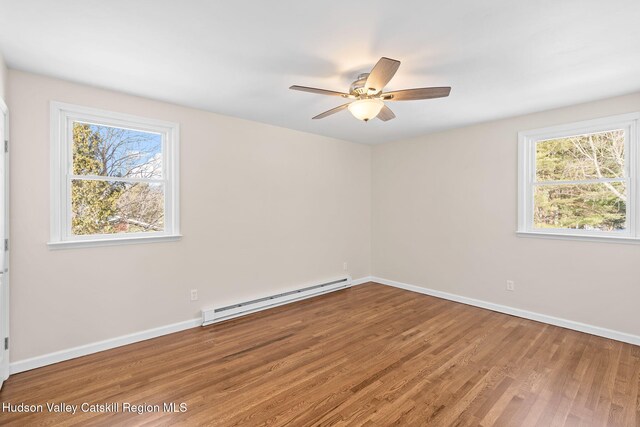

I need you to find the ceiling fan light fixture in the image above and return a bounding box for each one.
[348,98,384,121]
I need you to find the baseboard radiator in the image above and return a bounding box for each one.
[201,277,351,326]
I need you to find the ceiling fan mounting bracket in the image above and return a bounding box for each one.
[350,73,374,96]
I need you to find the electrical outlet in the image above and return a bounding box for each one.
[343,262,348,271]
[190,289,198,301]
[506,280,515,291]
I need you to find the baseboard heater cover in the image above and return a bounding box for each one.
[201,277,351,326]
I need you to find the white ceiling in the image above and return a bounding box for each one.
[1,0,640,144]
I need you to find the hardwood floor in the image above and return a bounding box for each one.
[1,283,639,426]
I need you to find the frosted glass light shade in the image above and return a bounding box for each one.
[348,99,384,121]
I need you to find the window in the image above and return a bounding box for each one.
[50,102,180,248]
[518,113,639,242]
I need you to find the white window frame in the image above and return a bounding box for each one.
[49,102,181,249]
[517,112,640,243]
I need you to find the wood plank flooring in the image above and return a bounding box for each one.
[1,283,639,426]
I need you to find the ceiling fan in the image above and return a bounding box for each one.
[290,57,451,122]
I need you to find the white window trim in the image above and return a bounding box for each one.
[49,102,181,249]
[517,112,640,243]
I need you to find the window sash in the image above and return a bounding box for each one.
[67,177,167,238]
[68,174,165,184]
[532,177,625,186]
[531,180,629,234]
[67,119,166,180]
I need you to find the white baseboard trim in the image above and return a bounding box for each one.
[351,276,373,286]
[9,276,373,374]
[10,318,201,374]
[371,276,640,347]
[20,274,632,374]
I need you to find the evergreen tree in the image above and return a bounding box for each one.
[71,123,124,235]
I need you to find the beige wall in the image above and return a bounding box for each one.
[372,92,640,338]
[8,70,372,362]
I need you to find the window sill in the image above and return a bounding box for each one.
[47,234,182,250]
[516,231,640,245]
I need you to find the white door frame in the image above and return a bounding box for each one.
[0,97,9,387]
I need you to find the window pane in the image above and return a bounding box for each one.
[533,182,626,231]
[535,130,625,181]
[73,122,162,178]
[71,179,164,235]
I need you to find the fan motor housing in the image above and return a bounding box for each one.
[350,73,370,95]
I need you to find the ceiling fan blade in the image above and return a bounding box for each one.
[382,87,451,101]
[312,103,351,119]
[377,105,396,122]
[365,57,401,93]
[290,85,349,97]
